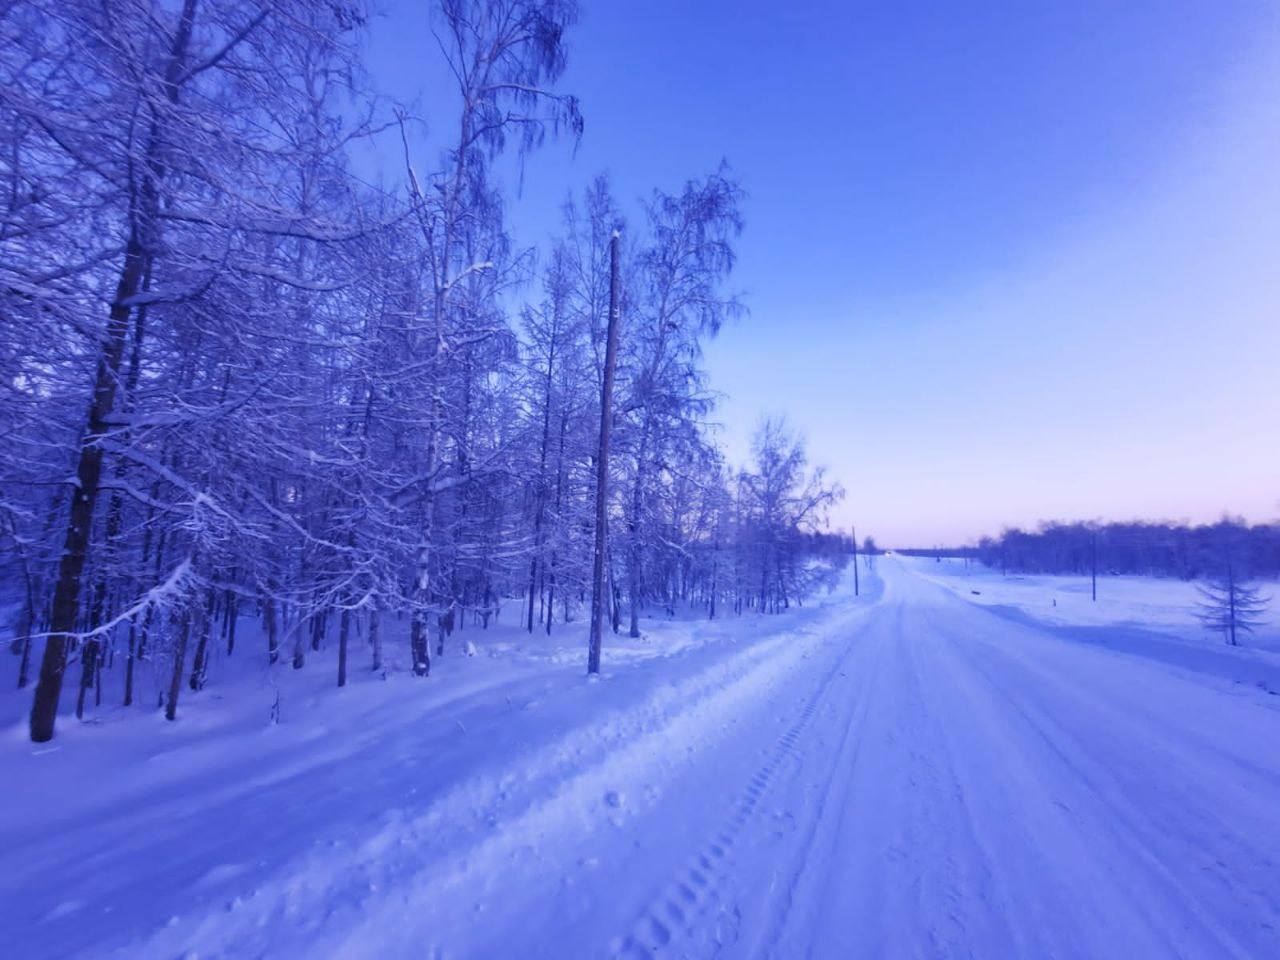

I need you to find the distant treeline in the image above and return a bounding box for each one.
[970,520,1280,581]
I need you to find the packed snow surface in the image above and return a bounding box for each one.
[3,557,1279,958]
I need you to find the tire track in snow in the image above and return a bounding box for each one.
[918,597,1273,959]
[610,612,885,960]
[746,634,887,960]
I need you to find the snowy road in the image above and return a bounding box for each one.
[722,561,1280,959]
[597,558,1280,960]
[7,558,1280,958]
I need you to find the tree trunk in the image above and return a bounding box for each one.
[546,411,568,638]
[292,614,306,669]
[627,421,649,640]
[369,611,382,672]
[28,0,198,743]
[410,613,430,676]
[709,536,718,620]
[223,589,238,655]
[309,611,325,652]
[17,630,32,690]
[166,611,194,722]
[265,596,280,665]
[123,622,138,708]
[188,590,216,691]
[337,607,350,687]
[74,640,99,720]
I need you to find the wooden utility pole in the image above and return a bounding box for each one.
[1090,530,1098,602]
[588,231,622,675]
[851,525,860,597]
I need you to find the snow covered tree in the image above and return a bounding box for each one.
[1196,561,1269,647]
[739,418,843,613]
[1,0,849,741]
[618,169,743,636]
[8,0,380,740]
[397,0,581,676]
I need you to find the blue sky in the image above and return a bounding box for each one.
[366,1,1280,545]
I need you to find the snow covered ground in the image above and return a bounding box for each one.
[3,557,1279,959]
[907,554,1280,691]
[903,554,1277,639]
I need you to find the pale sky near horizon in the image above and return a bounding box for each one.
[366,1,1280,546]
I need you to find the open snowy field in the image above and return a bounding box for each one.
[905,554,1278,640]
[906,554,1280,690]
[3,557,1280,959]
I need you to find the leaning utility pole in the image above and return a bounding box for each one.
[1090,529,1098,602]
[588,231,622,675]
[851,524,860,596]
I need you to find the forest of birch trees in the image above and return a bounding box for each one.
[0,0,845,741]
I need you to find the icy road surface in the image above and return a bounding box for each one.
[4,558,1279,958]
